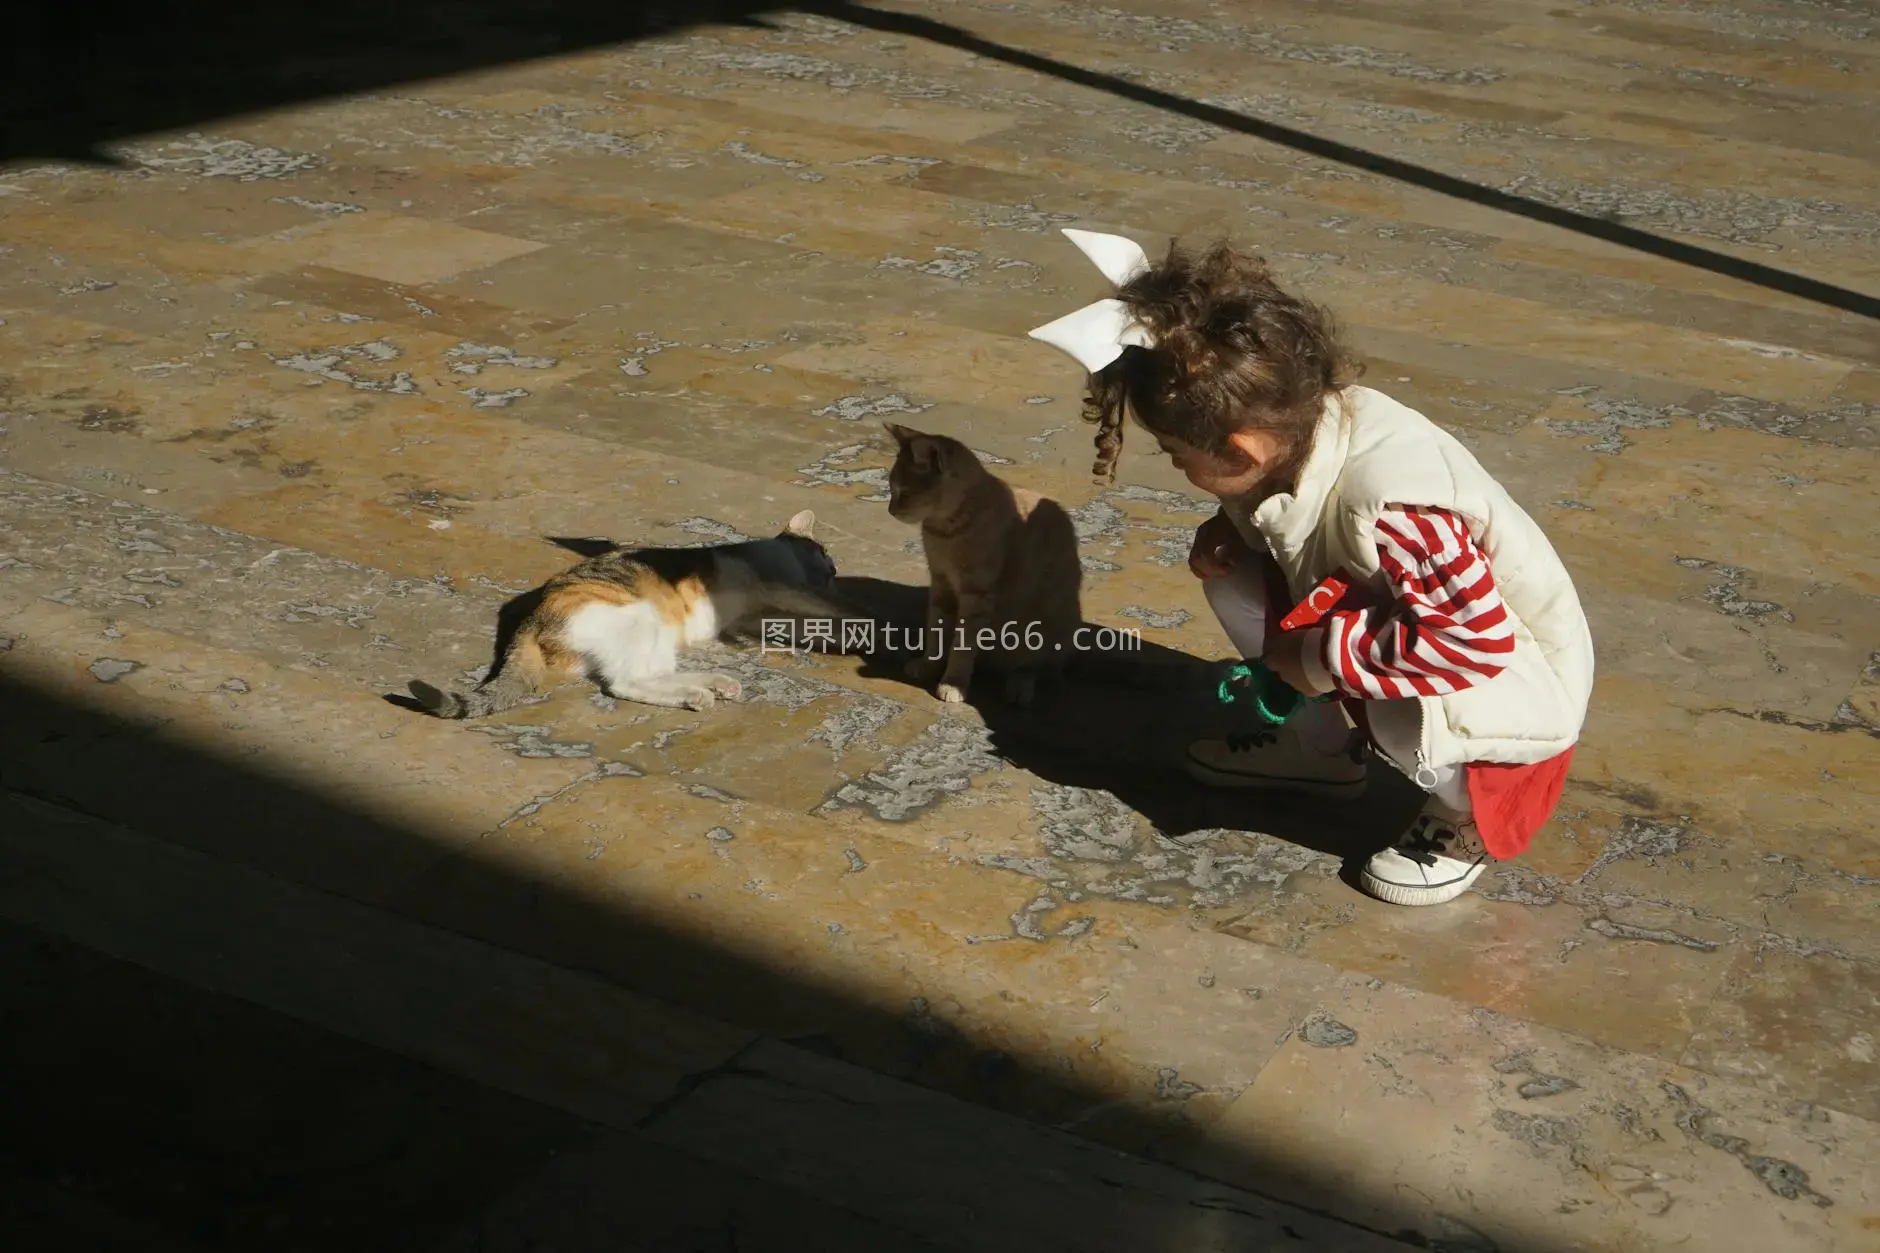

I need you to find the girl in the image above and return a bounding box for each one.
[1029,229,1595,907]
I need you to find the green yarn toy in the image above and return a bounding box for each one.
[1216,659,1337,727]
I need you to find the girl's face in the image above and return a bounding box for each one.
[1153,429,1284,499]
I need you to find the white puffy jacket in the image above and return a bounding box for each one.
[1223,386,1596,779]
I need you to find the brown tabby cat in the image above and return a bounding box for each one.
[408,510,857,717]
[885,423,1083,705]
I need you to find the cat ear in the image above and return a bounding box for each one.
[906,436,937,473]
[883,422,921,444]
[784,509,815,537]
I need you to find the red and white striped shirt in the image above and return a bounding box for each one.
[1301,506,1516,700]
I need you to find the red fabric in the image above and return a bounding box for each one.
[1464,748,1575,859]
[1343,700,1573,858]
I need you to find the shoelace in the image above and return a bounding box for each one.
[1398,817,1490,869]
[1397,817,1457,865]
[1223,729,1280,752]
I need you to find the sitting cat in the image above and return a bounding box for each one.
[408,510,855,717]
[884,423,1083,705]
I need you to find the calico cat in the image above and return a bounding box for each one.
[408,510,856,717]
[884,423,1083,705]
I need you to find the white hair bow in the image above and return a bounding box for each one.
[1026,228,1155,374]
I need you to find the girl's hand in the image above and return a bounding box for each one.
[1188,511,1250,581]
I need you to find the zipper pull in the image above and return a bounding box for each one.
[1413,748,1440,791]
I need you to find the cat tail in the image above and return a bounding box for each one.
[408,631,550,719]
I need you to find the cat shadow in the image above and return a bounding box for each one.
[832,576,1414,863]
[545,535,620,559]
[382,583,548,715]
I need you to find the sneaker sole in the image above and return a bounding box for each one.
[1182,756,1368,799]
[1359,861,1486,907]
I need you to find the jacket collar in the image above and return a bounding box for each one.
[1251,389,1355,561]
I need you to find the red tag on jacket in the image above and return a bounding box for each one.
[1277,574,1351,633]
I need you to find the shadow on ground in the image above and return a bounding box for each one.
[2,649,1538,1252]
[834,574,1418,864]
[2,0,793,163]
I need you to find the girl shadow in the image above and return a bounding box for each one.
[832,575,1414,862]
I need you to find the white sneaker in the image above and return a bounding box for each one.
[1361,812,1491,906]
[1183,727,1368,798]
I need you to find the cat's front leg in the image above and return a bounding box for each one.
[935,587,997,703]
[905,583,955,686]
[608,674,724,710]
[695,672,743,701]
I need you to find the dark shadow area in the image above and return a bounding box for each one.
[1,654,1543,1252]
[1,1,791,163]
[378,544,1385,867]
[833,574,1416,863]
[546,536,625,559]
[0,915,580,1253]
[805,1,1880,323]
[384,578,544,717]
[383,558,1403,862]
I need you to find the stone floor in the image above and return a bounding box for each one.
[2,1,1877,1250]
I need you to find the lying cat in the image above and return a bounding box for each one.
[408,510,855,717]
[885,423,1083,705]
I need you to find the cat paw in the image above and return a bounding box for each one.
[682,687,717,712]
[935,681,967,704]
[704,674,742,701]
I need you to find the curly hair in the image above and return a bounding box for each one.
[1081,240,1360,486]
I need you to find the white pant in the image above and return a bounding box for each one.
[1203,562,1471,819]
